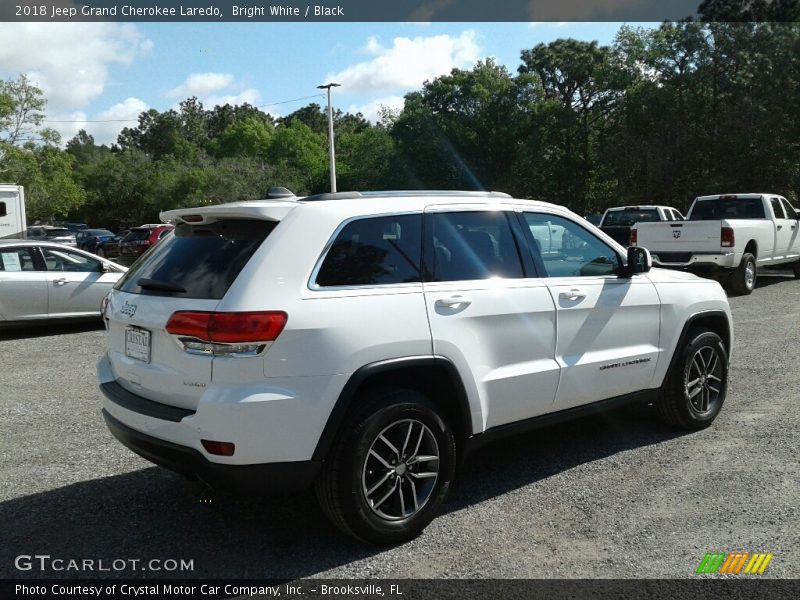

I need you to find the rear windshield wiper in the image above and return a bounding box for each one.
[137,278,186,293]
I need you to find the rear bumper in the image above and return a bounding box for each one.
[651,251,736,269]
[102,409,320,493]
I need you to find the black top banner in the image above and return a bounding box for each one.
[2,0,799,22]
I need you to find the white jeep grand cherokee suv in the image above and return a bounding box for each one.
[98,190,732,544]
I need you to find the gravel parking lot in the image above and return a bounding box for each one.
[1,274,798,580]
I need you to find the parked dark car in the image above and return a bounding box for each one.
[96,230,129,260]
[66,223,88,233]
[117,224,174,265]
[76,228,115,253]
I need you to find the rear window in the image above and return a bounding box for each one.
[88,229,114,236]
[45,228,71,238]
[123,229,151,241]
[690,198,765,220]
[602,209,660,227]
[116,219,277,299]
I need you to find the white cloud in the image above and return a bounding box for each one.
[325,31,482,95]
[347,96,405,123]
[165,73,262,108]
[50,97,149,146]
[165,72,236,100]
[205,89,262,108]
[0,23,152,111]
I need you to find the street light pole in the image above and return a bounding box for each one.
[317,82,341,193]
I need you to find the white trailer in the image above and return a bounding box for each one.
[0,184,26,239]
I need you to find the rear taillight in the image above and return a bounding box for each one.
[721,227,735,248]
[166,311,287,356]
[629,228,638,246]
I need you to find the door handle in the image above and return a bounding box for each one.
[435,295,472,309]
[792,224,797,230]
[54,278,69,286]
[777,225,783,230]
[559,288,586,301]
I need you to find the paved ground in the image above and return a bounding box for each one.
[1,274,798,580]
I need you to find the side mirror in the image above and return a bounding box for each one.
[100,262,111,273]
[623,246,652,277]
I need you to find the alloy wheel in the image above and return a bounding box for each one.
[361,419,440,521]
[686,345,723,414]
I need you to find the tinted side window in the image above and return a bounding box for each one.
[781,198,797,219]
[0,202,6,217]
[0,247,38,271]
[316,214,422,287]
[771,197,786,219]
[42,248,101,272]
[429,211,524,282]
[523,213,620,277]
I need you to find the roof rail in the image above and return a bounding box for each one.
[300,191,364,201]
[300,190,512,202]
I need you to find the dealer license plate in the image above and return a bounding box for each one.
[125,327,151,363]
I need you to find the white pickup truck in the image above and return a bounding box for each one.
[633,193,800,295]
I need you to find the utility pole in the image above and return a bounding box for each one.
[317,82,341,193]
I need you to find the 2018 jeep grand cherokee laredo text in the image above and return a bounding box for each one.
[98,190,733,544]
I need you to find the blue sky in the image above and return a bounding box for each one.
[0,22,652,145]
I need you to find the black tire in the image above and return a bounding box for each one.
[656,329,728,429]
[792,259,800,279]
[315,387,456,545]
[726,252,756,295]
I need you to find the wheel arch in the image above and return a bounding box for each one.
[311,356,473,463]
[663,310,731,383]
[744,239,758,258]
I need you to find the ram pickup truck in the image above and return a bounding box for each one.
[633,193,800,295]
[599,205,684,246]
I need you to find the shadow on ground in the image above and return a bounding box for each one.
[0,319,104,341]
[1,405,686,579]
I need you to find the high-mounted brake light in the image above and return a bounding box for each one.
[166,311,288,343]
[720,195,737,200]
[181,215,203,223]
[721,227,735,248]
[630,228,638,246]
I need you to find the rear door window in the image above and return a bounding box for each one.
[315,214,423,287]
[771,197,786,219]
[427,211,524,282]
[0,247,39,271]
[781,198,797,219]
[116,219,277,299]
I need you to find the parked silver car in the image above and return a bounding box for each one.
[0,240,126,323]
[26,225,77,247]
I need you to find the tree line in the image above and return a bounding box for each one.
[1,21,798,226]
